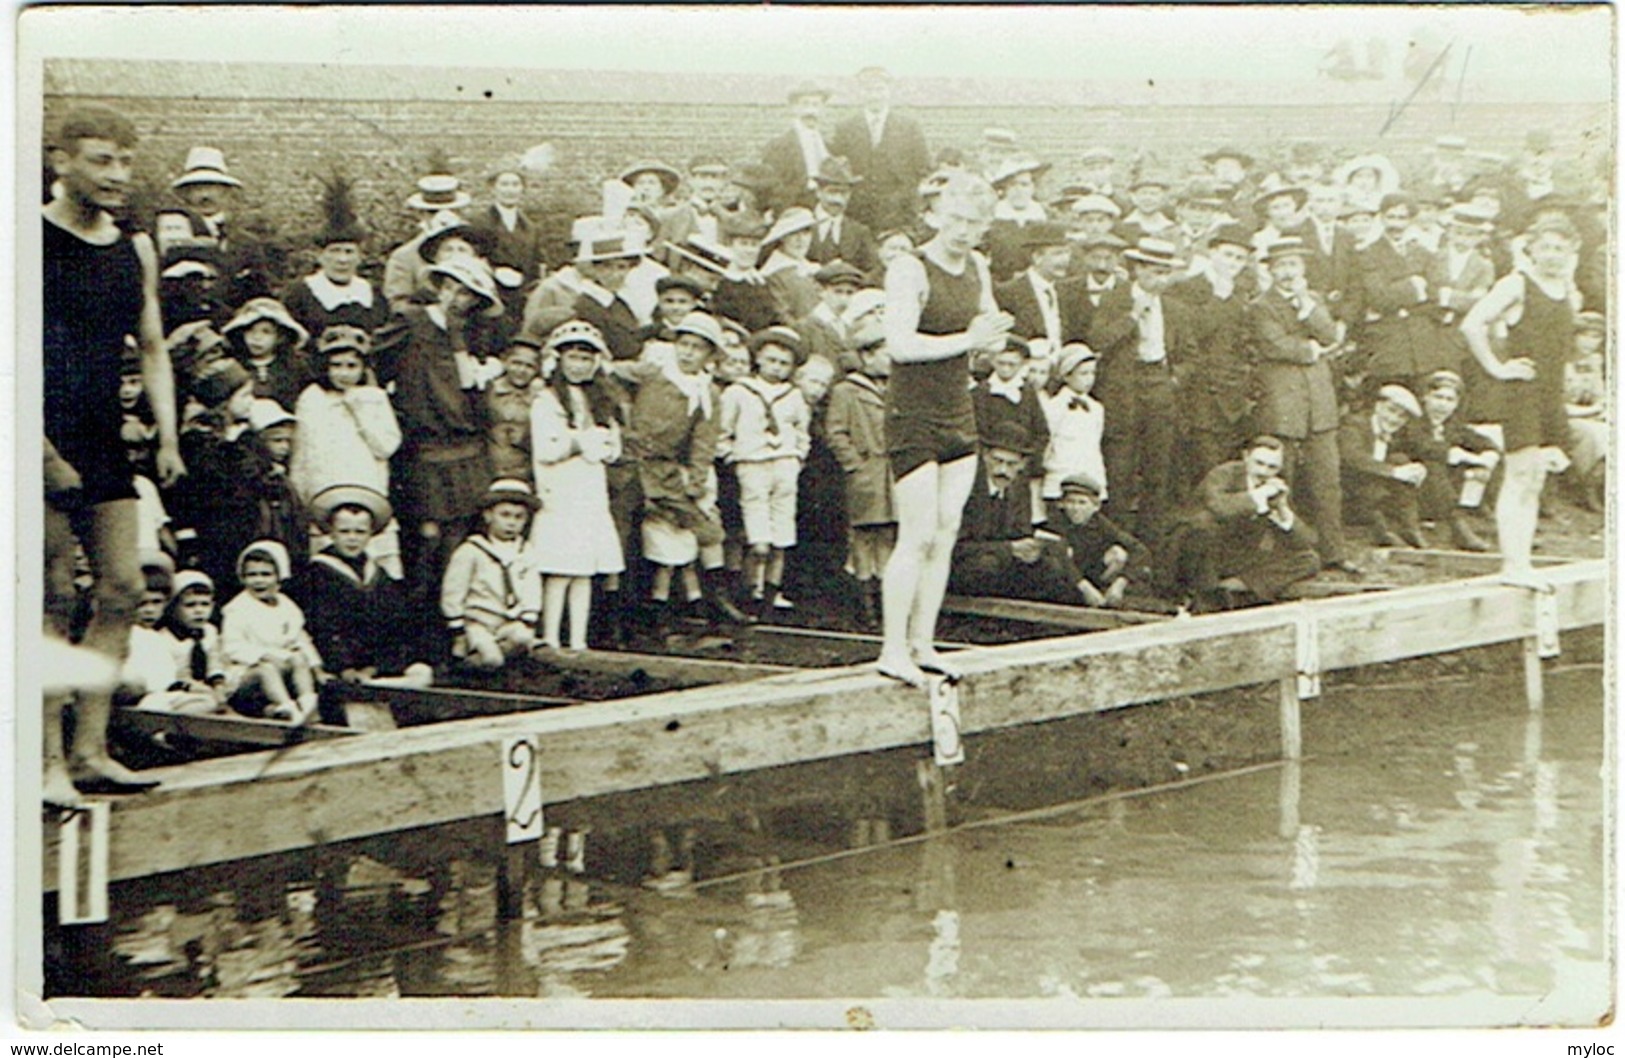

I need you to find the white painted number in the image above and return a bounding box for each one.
[502,735,544,843]
[930,677,966,766]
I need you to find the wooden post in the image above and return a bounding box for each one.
[498,736,545,920]
[1278,676,1302,761]
[1523,638,1544,712]
[915,758,949,833]
[1278,760,1302,840]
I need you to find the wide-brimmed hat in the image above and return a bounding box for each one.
[814,260,867,288]
[749,325,805,360]
[812,156,863,187]
[249,399,296,433]
[310,484,393,530]
[1021,222,1071,250]
[674,311,726,350]
[980,419,1035,456]
[190,358,252,408]
[1252,184,1308,219]
[480,478,542,512]
[1072,232,1128,252]
[418,211,497,264]
[1202,146,1255,169]
[1069,193,1122,219]
[405,174,471,212]
[427,255,504,316]
[544,319,610,356]
[989,156,1049,190]
[665,235,734,275]
[762,207,817,251]
[1334,154,1401,196]
[222,297,309,351]
[1376,384,1422,417]
[1122,237,1182,268]
[1207,221,1255,250]
[316,324,373,359]
[236,539,293,583]
[573,215,647,264]
[172,146,243,190]
[619,160,683,197]
[1056,342,1099,379]
[1260,236,1313,263]
[787,81,832,104]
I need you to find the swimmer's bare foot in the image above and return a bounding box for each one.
[43,763,84,808]
[911,646,963,683]
[71,754,158,794]
[1499,567,1555,593]
[876,650,928,689]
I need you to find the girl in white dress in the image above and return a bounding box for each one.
[528,320,626,651]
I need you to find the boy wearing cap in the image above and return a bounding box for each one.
[1087,237,1196,540]
[1410,370,1499,549]
[1051,473,1153,608]
[442,480,543,669]
[1339,385,1429,548]
[832,66,931,232]
[1249,236,1359,574]
[797,261,866,370]
[825,324,896,628]
[807,157,880,277]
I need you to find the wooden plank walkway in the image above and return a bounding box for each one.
[43,560,1606,889]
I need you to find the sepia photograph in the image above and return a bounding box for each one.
[10,2,1615,1036]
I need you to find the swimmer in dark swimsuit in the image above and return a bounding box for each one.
[42,106,185,802]
[876,172,1013,687]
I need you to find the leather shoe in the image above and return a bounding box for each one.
[1323,558,1365,576]
[1451,516,1491,553]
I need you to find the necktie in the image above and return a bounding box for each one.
[190,632,208,681]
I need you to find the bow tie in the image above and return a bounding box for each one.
[986,378,1024,404]
[1068,397,1090,411]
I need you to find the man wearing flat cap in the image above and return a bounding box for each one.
[1338,384,1430,548]
[761,81,834,214]
[831,66,930,233]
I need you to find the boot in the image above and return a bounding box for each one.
[855,579,880,632]
[1398,509,1428,549]
[1451,513,1491,552]
[701,569,755,625]
[1368,510,1406,548]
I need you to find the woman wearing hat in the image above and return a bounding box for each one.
[758,207,823,322]
[1461,217,1585,587]
[877,170,1014,686]
[372,254,507,605]
[529,321,626,652]
[221,296,311,412]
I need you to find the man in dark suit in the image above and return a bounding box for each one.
[568,217,645,361]
[948,422,1080,603]
[1338,384,1429,547]
[831,66,930,233]
[1086,237,1196,542]
[1248,236,1360,574]
[761,81,833,216]
[1354,192,1433,397]
[1297,182,1363,323]
[1164,435,1321,610]
[806,156,879,278]
[994,222,1089,360]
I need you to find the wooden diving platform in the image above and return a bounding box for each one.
[43,560,1607,891]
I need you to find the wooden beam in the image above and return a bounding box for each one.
[1377,547,1580,575]
[942,595,1165,630]
[340,684,576,724]
[43,560,1606,888]
[536,648,796,685]
[1279,579,1401,599]
[111,710,354,747]
[751,624,975,651]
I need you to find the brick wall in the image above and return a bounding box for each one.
[42,91,1610,271]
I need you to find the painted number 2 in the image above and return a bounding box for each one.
[502,735,544,843]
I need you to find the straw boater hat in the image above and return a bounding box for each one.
[480,478,542,512]
[310,483,393,530]
[1252,184,1309,219]
[544,319,610,356]
[1070,194,1122,219]
[417,210,497,263]
[981,127,1020,149]
[1376,384,1422,418]
[1077,147,1115,166]
[1447,202,1498,232]
[762,207,817,251]
[618,160,683,197]
[989,156,1050,190]
[688,155,730,178]
[1260,235,1313,263]
[426,255,505,317]
[787,81,832,104]
[222,297,310,350]
[812,156,863,187]
[665,235,733,275]
[1178,180,1230,209]
[1202,146,1255,170]
[572,216,647,264]
[405,174,471,212]
[1122,237,1182,269]
[172,146,243,190]
[316,324,373,359]
[673,312,726,350]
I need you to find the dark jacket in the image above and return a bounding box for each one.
[1247,286,1341,439]
[830,110,930,229]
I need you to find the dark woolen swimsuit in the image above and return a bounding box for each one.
[887,252,982,479]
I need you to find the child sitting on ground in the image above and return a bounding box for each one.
[441,479,543,669]
[155,569,232,714]
[120,552,188,709]
[1049,472,1154,608]
[720,326,812,613]
[221,540,324,724]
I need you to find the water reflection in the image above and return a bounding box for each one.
[61,671,1605,1010]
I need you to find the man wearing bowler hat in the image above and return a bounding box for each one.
[660,156,732,247]
[806,156,879,277]
[384,173,473,314]
[995,221,1089,359]
[1087,236,1197,541]
[761,81,834,214]
[1248,236,1360,575]
[831,66,931,232]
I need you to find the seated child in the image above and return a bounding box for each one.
[441,479,543,669]
[294,485,434,698]
[155,569,232,714]
[120,552,188,708]
[1339,384,1429,548]
[1409,370,1500,551]
[719,326,812,612]
[1049,472,1154,608]
[221,540,325,724]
